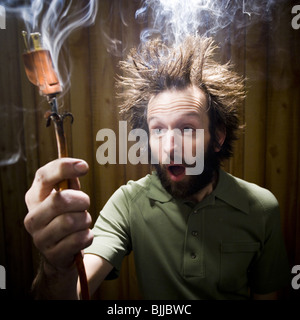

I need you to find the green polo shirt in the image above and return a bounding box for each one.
[85,169,290,299]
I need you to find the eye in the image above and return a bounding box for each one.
[182,127,197,139]
[183,127,195,133]
[151,128,166,136]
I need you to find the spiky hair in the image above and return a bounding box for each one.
[116,35,245,161]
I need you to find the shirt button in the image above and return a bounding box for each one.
[191,253,197,259]
[192,231,198,237]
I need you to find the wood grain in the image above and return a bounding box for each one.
[0,0,298,299]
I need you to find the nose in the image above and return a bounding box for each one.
[163,129,182,163]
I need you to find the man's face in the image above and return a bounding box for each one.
[147,86,219,199]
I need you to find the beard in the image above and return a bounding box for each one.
[153,141,220,199]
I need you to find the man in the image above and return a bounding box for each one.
[24,36,290,299]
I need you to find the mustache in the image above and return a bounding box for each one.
[162,161,197,169]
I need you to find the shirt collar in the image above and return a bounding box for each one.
[146,172,173,203]
[147,169,250,214]
[213,169,250,214]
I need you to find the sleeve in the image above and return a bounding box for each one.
[84,186,132,279]
[248,194,291,294]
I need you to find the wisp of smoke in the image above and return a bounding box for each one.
[135,0,281,46]
[0,1,98,166]
[2,0,98,93]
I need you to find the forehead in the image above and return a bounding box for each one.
[147,86,208,119]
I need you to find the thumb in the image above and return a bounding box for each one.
[26,158,88,208]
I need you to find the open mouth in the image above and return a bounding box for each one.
[167,164,186,181]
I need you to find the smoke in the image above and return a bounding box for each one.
[0,105,25,167]
[1,0,282,85]
[0,0,283,168]
[0,1,98,166]
[2,0,98,92]
[99,1,129,57]
[97,0,283,58]
[135,0,282,46]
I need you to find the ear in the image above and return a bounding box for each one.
[214,126,226,152]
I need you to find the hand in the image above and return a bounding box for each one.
[24,158,93,274]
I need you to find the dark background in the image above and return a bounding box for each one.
[0,0,299,299]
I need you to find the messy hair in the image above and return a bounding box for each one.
[117,35,245,162]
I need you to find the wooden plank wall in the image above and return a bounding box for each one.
[0,0,299,299]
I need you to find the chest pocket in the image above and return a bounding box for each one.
[219,242,260,293]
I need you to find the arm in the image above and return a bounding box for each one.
[248,190,290,299]
[24,158,107,299]
[31,253,113,300]
[81,254,113,298]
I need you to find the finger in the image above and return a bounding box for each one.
[24,189,90,235]
[68,177,81,191]
[34,211,92,253]
[44,229,94,270]
[25,158,89,208]
[54,178,81,192]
